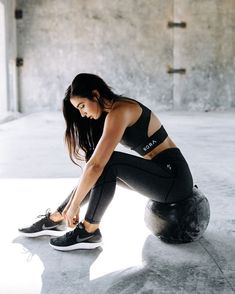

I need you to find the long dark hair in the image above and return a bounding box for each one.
[63,73,123,165]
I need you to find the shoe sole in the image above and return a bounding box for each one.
[19,230,66,238]
[49,241,103,251]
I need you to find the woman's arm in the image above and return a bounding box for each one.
[63,105,132,227]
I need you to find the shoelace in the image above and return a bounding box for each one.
[36,208,51,219]
[31,209,51,226]
[65,223,83,238]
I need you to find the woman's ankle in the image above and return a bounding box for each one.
[50,211,64,222]
[83,220,99,233]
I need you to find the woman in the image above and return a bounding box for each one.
[19,73,193,251]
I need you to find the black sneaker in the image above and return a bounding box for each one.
[49,222,103,251]
[18,210,66,237]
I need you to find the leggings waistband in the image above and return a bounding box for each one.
[152,148,184,163]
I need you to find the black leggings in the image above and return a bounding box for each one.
[57,148,193,224]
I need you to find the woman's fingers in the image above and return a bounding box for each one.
[63,213,79,228]
[62,203,80,228]
[73,215,79,225]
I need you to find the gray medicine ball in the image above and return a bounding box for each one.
[144,186,210,243]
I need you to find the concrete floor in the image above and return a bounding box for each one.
[0,111,234,294]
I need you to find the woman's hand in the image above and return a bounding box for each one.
[62,202,80,228]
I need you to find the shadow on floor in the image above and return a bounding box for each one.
[13,233,235,294]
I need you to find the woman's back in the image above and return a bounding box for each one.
[112,98,177,159]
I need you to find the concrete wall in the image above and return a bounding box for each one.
[16,0,173,113]
[0,0,18,113]
[173,0,235,110]
[14,0,235,112]
[0,1,7,112]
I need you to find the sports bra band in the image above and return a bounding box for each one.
[133,125,168,156]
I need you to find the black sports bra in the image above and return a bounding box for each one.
[120,99,168,156]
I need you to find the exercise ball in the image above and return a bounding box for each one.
[144,186,210,243]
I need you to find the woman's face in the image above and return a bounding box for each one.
[70,96,102,120]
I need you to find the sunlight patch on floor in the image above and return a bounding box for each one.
[90,187,150,279]
[1,179,150,289]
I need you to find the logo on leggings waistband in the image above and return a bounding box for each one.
[143,140,157,152]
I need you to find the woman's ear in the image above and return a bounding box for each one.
[92,90,100,100]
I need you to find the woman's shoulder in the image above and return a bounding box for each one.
[112,97,141,109]
[111,97,142,114]
[107,97,143,127]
